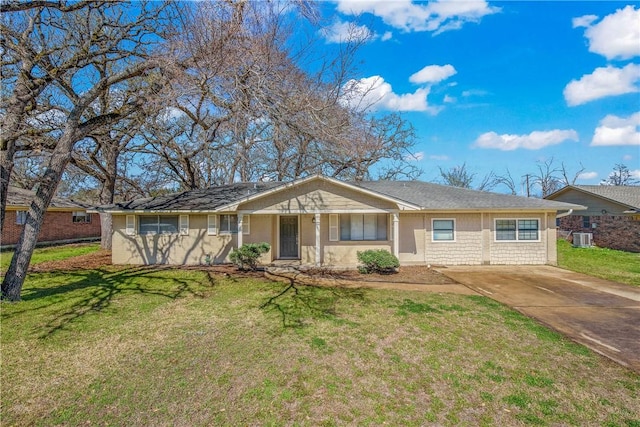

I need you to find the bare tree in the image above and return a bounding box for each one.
[437,162,496,191]
[1,1,176,301]
[601,163,639,186]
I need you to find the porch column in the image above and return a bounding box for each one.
[315,213,321,266]
[392,213,399,258]
[237,213,243,248]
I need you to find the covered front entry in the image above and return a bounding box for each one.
[279,215,299,259]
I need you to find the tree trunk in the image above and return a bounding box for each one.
[99,213,113,250]
[0,141,17,234]
[1,127,77,301]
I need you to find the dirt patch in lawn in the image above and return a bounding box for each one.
[28,250,113,272]
[301,265,457,285]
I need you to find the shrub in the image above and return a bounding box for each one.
[357,249,399,274]
[229,242,270,271]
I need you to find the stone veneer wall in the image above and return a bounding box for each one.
[559,215,640,253]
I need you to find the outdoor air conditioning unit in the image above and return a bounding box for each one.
[573,232,593,248]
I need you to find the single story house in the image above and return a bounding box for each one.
[545,185,640,252]
[2,186,101,248]
[101,175,584,267]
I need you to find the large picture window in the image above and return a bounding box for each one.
[432,219,455,241]
[339,214,387,241]
[139,215,179,235]
[495,219,539,241]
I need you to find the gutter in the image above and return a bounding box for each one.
[555,209,573,219]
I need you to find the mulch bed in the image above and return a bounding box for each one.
[24,250,455,284]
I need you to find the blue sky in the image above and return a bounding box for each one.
[318,1,640,192]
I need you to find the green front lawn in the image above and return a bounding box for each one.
[2,263,638,426]
[557,239,640,286]
[0,243,100,271]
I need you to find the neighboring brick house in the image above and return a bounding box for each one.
[545,185,640,253]
[98,175,583,267]
[2,186,101,248]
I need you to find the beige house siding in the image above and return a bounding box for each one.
[424,213,483,265]
[240,180,397,213]
[111,211,559,267]
[398,213,425,264]
[488,213,552,265]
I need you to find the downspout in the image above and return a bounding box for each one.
[556,209,573,219]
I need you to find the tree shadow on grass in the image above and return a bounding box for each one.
[17,266,210,339]
[261,269,368,328]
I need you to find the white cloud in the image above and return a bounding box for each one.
[577,5,640,60]
[322,19,373,44]
[623,154,633,161]
[577,171,598,180]
[461,89,488,97]
[409,64,456,84]
[572,14,598,28]
[341,75,440,113]
[443,94,456,103]
[591,112,640,146]
[631,169,640,179]
[563,64,640,106]
[405,151,425,161]
[429,154,450,161]
[381,31,393,41]
[474,129,579,151]
[335,0,499,35]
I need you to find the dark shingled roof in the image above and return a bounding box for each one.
[547,185,640,210]
[7,186,92,209]
[104,182,283,211]
[102,177,583,212]
[353,181,584,210]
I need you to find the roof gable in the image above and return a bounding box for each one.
[546,185,640,210]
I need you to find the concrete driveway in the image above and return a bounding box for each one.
[436,265,640,373]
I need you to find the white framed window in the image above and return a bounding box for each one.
[219,214,238,234]
[139,215,179,235]
[495,219,539,242]
[72,211,91,223]
[16,210,27,225]
[432,219,455,241]
[126,215,136,236]
[339,214,387,241]
[179,215,189,235]
[329,214,339,242]
[207,215,217,235]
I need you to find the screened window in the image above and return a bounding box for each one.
[219,214,238,234]
[496,220,517,241]
[16,210,27,225]
[72,211,91,223]
[433,219,455,241]
[139,215,179,234]
[339,214,387,241]
[518,219,539,241]
[496,219,539,241]
[582,216,590,228]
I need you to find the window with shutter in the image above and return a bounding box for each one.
[207,215,217,235]
[329,214,339,242]
[126,215,136,236]
[179,215,189,235]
